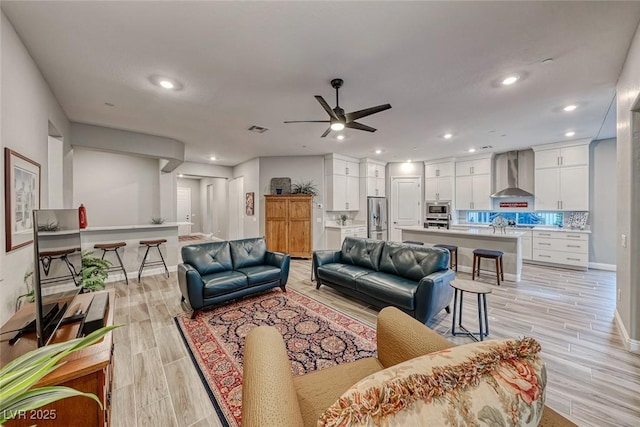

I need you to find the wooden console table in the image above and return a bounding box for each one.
[0,290,115,427]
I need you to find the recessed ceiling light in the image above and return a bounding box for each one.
[502,75,519,85]
[336,135,345,141]
[150,75,183,90]
[468,148,476,153]
[565,131,575,137]
[330,122,345,131]
[210,156,217,161]
[563,105,577,112]
[178,174,184,178]
[443,133,453,139]
[159,80,174,89]
[375,150,382,154]
[407,159,412,163]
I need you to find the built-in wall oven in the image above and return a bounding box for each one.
[425,201,451,229]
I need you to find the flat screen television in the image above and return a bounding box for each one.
[32,209,83,347]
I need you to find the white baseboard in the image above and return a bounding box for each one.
[588,262,616,271]
[614,309,640,353]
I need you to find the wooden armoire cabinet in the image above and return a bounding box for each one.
[265,194,313,259]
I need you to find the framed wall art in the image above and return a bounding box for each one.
[4,148,41,252]
[245,192,255,216]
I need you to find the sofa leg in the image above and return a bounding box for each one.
[280,285,287,292]
[445,305,451,314]
[316,282,321,290]
[190,309,199,320]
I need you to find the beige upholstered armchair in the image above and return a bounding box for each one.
[242,306,576,427]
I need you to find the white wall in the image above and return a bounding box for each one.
[0,11,71,324]
[616,23,640,344]
[259,156,325,249]
[73,148,160,226]
[177,177,202,233]
[233,158,260,238]
[589,138,617,266]
[201,178,229,239]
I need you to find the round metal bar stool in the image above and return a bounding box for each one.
[94,242,128,285]
[472,249,504,286]
[138,239,169,281]
[39,248,80,285]
[433,244,458,271]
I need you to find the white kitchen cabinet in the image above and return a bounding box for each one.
[424,160,454,201]
[520,231,533,261]
[533,142,590,211]
[325,225,368,250]
[531,229,589,268]
[454,156,492,210]
[360,159,386,197]
[325,154,360,211]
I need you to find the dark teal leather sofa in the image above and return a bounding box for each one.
[313,237,454,324]
[178,237,290,318]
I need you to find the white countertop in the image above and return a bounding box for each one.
[325,222,367,229]
[401,226,524,239]
[82,223,181,232]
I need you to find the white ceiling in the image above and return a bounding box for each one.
[3,1,640,167]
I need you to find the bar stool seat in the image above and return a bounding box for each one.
[94,242,128,285]
[472,249,504,286]
[434,244,458,271]
[39,248,80,285]
[138,239,169,281]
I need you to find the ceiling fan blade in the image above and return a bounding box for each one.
[315,96,339,120]
[345,121,377,133]
[345,104,391,122]
[320,127,332,138]
[284,120,331,123]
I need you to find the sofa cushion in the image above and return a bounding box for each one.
[340,238,385,271]
[236,265,281,286]
[318,337,546,427]
[230,237,267,269]
[202,271,249,298]
[317,264,373,290]
[378,243,449,281]
[182,242,232,275]
[355,272,417,310]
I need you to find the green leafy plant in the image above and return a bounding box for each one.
[339,214,348,225]
[80,250,111,292]
[37,222,59,232]
[16,271,35,312]
[291,180,319,197]
[0,325,120,424]
[151,217,165,224]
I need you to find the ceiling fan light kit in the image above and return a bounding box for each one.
[284,78,392,138]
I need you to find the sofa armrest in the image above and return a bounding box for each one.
[242,326,304,427]
[178,263,205,310]
[376,306,456,369]
[312,250,341,277]
[266,251,291,285]
[413,269,456,324]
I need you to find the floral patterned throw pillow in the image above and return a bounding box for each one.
[318,337,546,427]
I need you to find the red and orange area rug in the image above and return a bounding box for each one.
[174,289,377,427]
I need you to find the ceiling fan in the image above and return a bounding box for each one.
[284,78,391,138]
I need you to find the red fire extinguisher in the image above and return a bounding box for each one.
[79,204,88,229]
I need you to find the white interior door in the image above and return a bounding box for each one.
[228,177,244,240]
[390,176,421,242]
[177,187,192,236]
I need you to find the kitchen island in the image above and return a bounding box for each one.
[400,226,524,282]
[81,223,180,281]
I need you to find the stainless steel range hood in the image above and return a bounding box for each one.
[491,150,534,198]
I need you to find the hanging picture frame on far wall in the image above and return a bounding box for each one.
[245,192,255,216]
[4,148,41,252]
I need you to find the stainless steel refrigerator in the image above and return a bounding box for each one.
[367,197,388,240]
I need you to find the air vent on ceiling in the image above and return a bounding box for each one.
[479,145,493,150]
[248,125,268,133]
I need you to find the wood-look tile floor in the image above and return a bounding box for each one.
[110,259,640,427]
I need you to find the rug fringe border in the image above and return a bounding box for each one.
[173,316,232,427]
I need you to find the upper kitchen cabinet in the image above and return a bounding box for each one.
[424,159,454,202]
[360,159,386,197]
[454,155,493,210]
[325,153,360,211]
[532,140,590,211]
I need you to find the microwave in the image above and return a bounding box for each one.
[426,202,451,216]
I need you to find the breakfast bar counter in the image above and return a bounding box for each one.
[80,223,180,281]
[400,226,523,282]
